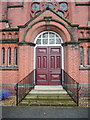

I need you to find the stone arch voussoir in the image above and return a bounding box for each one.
[24,20,72,43]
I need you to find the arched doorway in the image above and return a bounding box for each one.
[34,31,64,85]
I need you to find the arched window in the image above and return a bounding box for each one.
[8,48,11,66]
[86,32,89,37]
[80,31,84,38]
[1,48,5,65]
[8,33,12,39]
[80,47,84,65]
[87,47,90,65]
[14,33,18,38]
[14,47,18,66]
[36,31,62,45]
[2,33,6,39]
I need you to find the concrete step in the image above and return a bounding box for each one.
[29,90,67,94]
[27,94,70,97]
[19,100,76,107]
[19,99,76,103]
[29,100,75,103]
[34,85,63,90]
[25,95,71,100]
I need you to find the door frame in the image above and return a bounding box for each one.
[34,31,64,85]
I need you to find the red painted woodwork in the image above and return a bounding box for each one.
[36,46,61,85]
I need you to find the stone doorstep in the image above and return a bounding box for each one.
[34,85,63,90]
[29,90,67,94]
[34,85,63,87]
[29,92,68,95]
[33,89,64,91]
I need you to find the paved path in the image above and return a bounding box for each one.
[2,107,89,119]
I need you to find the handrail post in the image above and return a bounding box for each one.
[77,83,79,106]
[16,83,18,106]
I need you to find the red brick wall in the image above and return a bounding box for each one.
[18,46,34,81]
[69,2,88,26]
[64,45,80,83]
[0,70,18,84]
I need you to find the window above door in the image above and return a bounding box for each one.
[35,31,62,45]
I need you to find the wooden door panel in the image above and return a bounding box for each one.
[43,56,47,68]
[56,56,61,68]
[37,48,47,54]
[49,74,61,85]
[50,48,61,54]
[50,56,55,68]
[37,74,48,85]
[37,56,41,68]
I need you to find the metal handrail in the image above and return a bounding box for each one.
[62,69,80,106]
[15,69,35,106]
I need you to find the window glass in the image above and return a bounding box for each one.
[60,2,68,10]
[15,33,18,38]
[56,35,61,44]
[43,39,48,44]
[57,11,64,17]
[49,39,55,44]
[14,48,18,65]
[80,47,83,65]
[49,32,54,38]
[38,35,41,39]
[8,48,11,66]
[2,33,6,39]
[56,38,61,44]
[2,48,5,65]
[36,31,61,45]
[36,39,41,44]
[31,3,40,11]
[43,33,48,38]
[8,33,12,39]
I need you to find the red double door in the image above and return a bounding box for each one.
[36,46,62,85]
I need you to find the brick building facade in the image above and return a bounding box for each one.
[0,1,90,106]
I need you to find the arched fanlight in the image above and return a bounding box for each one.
[36,31,62,45]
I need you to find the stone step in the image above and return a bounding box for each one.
[27,94,70,97]
[19,100,76,106]
[25,95,71,100]
[29,100,75,103]
[19,99,76,104]
[34,85,63,90]
[29,90,67,94]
